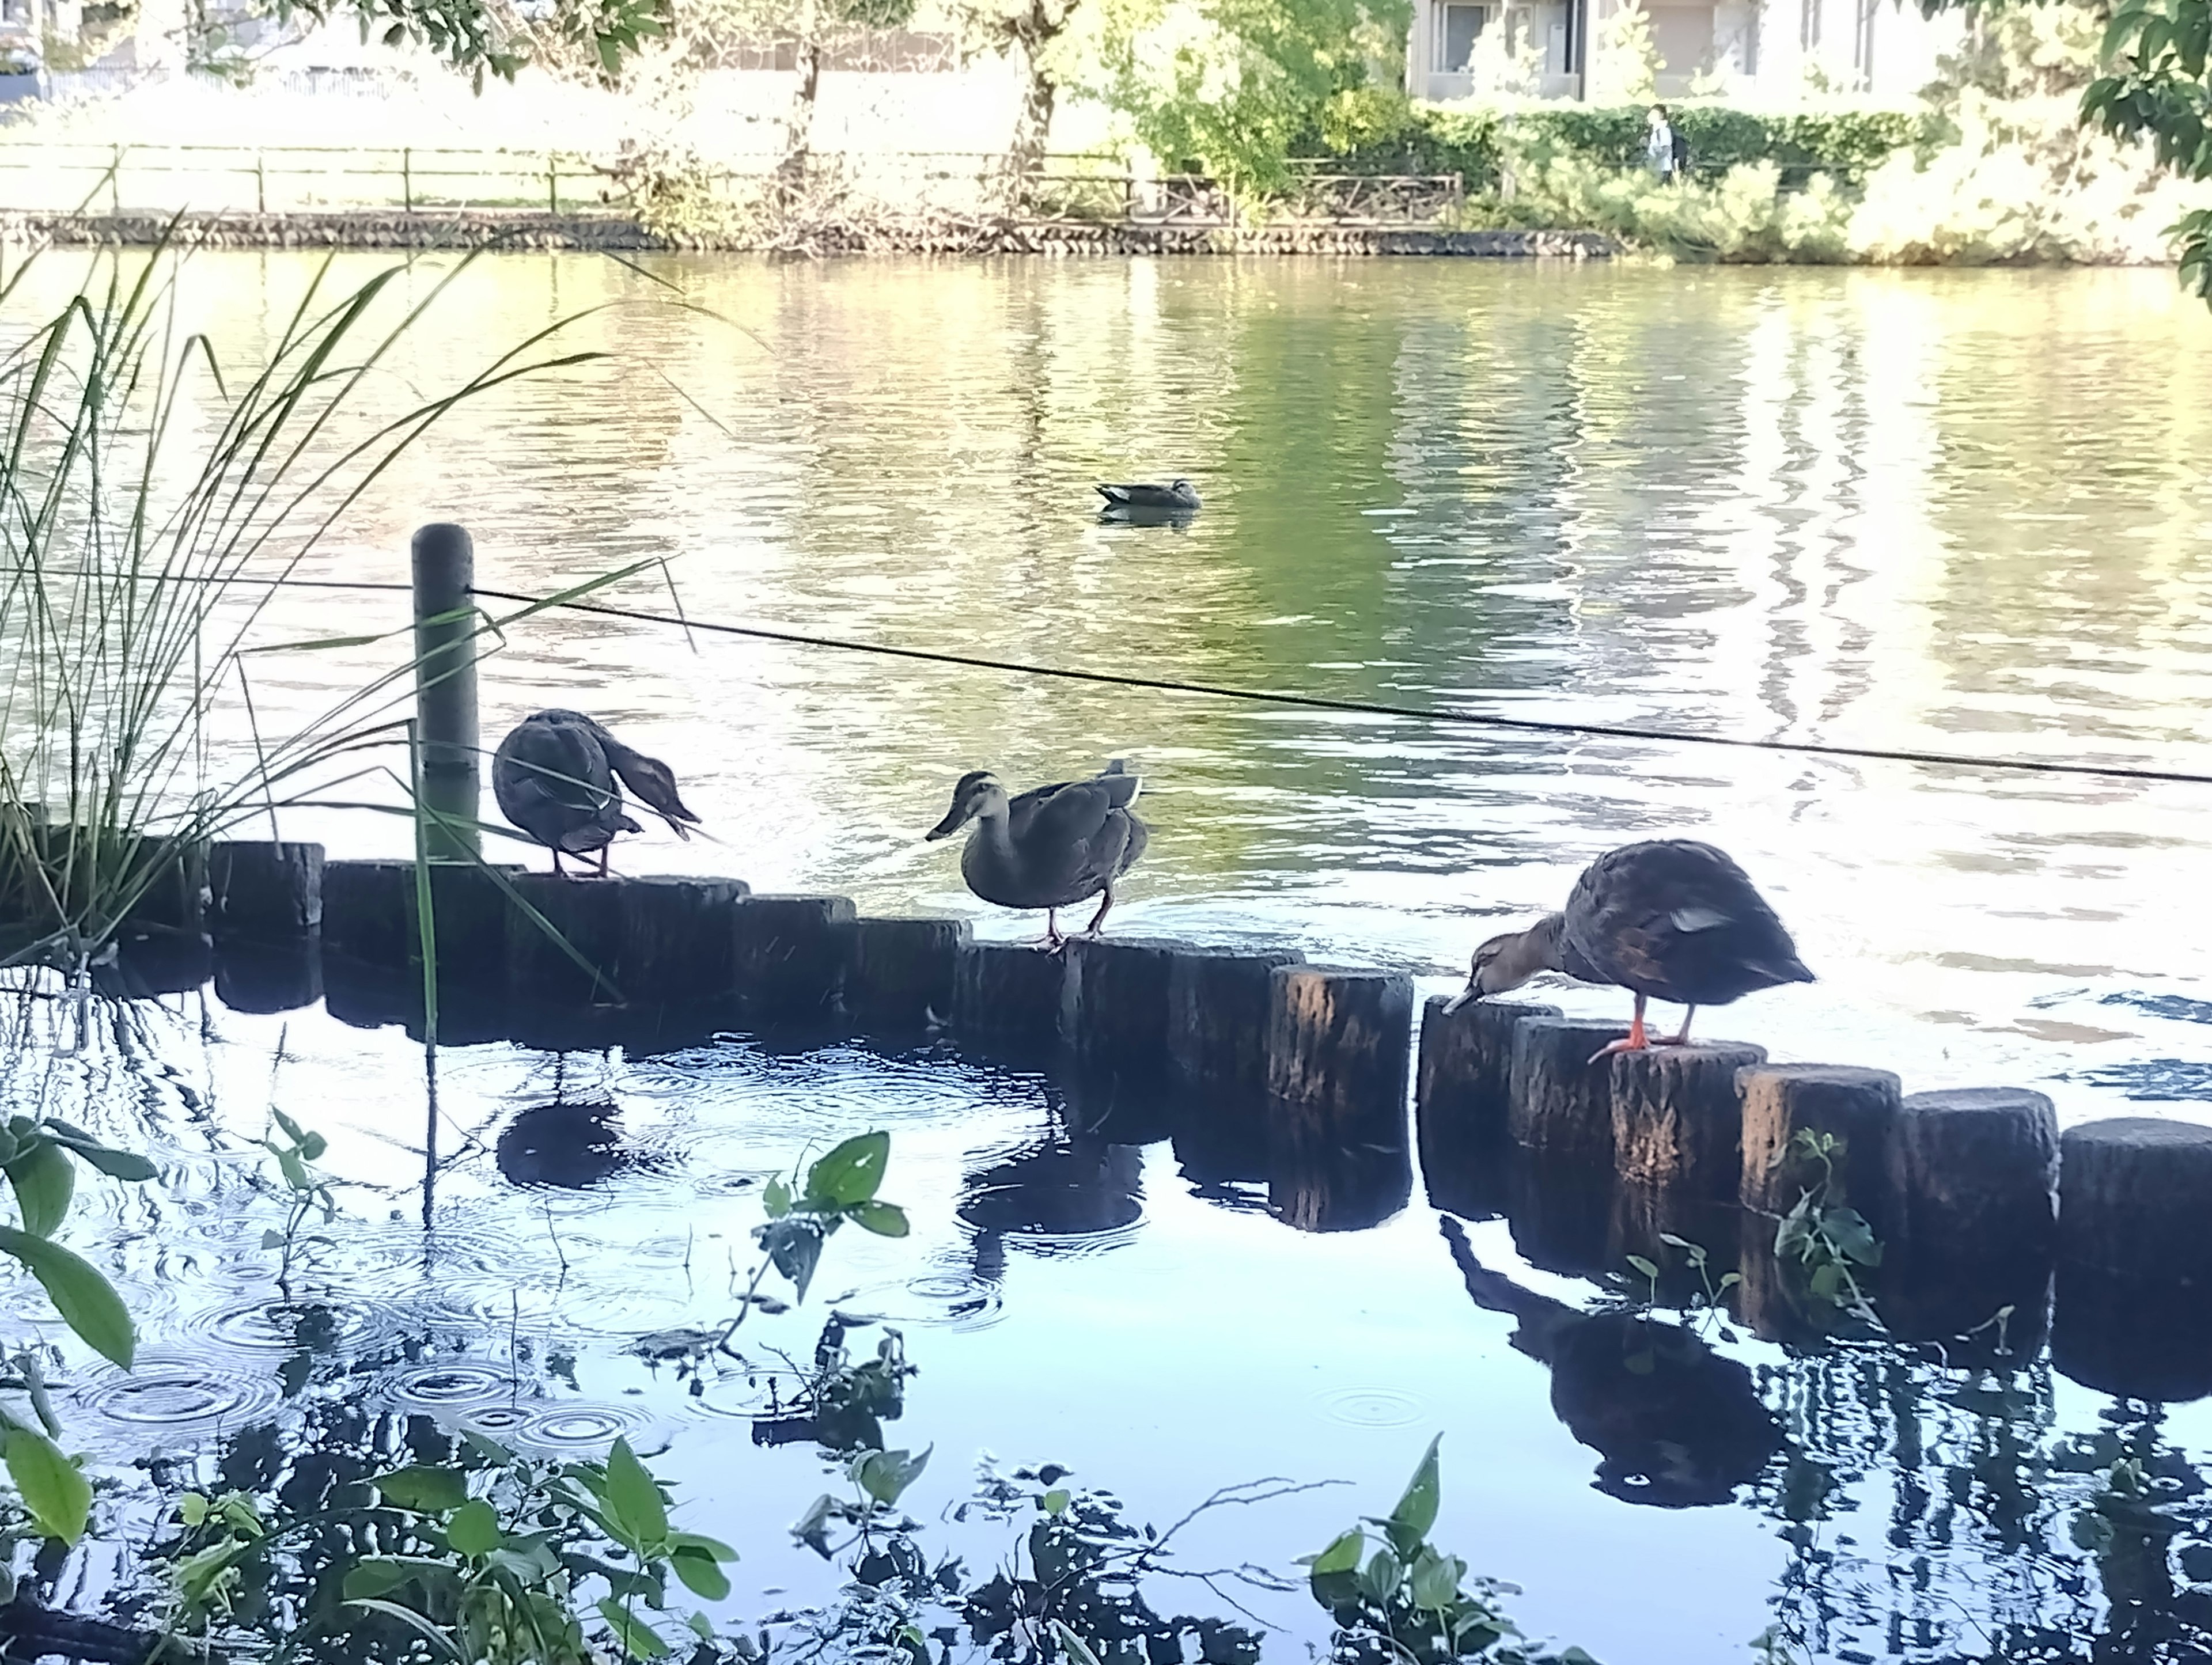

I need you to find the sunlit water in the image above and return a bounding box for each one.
[5,253,2212,1663]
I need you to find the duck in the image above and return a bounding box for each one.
[1446,839,1812,1059]
[1096,479,1200,513]
[925,760,1147,948]
[491,710,699,877]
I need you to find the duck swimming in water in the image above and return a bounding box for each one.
[925,761,1147,948]
[491,710,699,877]
[1096,479,1200,514]
[1448,839,1812,1059]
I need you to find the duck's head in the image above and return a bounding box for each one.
[1444,913,1565,1012]
[926,771,1008,840]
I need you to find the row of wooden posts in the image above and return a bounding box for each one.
[160,833,2212,1402]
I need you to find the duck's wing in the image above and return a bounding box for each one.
[584,720,700,839]
[1574,841,1809,992]
[493,716,615,839]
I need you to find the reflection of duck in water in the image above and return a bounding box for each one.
[496,1102,628,1190]
[955,1136,1145,1285]
[1441,1218,1777,1507]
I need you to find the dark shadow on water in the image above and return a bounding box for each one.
[495,1101,631,1190]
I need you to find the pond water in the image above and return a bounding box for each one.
[6,252,2212,1664]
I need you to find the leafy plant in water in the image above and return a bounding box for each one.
[1615,1232,1741,1334]
[1771,1130,1881,1318]
[755,1130,909,1306]
[257,1108,337,1282]
[1304,1437,1593,1664]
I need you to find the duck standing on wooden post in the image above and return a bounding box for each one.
[492,710,700,877]
[925,760,1147,949]
[1447,840,1812,1061]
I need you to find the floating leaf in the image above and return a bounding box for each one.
[6,1428,90,1543]
[804,1132,888,1209]
[7,1140,75,1238]
[373,1465,468,1512]
[0,1224,134,1366]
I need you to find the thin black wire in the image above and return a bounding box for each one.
[464,587,2212,791]
[15,566,2210,790]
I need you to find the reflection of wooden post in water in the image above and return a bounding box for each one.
[1504,1144,1618,1280]
[410,524,480,862]
[1416,996,1558,1219]
[1264,966,1414,1232]
[2054,1118,2212,1401]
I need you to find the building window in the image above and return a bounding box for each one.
[1436,1,1488,71]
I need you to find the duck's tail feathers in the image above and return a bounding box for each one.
[1761,955,1816,984]
[1096,484,1126,504]
[1096,760,1141,809]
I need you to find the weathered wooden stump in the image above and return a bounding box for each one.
[1166,945,1306,1100]
[1416,997,1560,1220]
[2051,1118,2212,1401]
[1504,1146,1617,1280]
[1737,1064,1901,1219]
[844,916,969,1031]
[1876,1087,2058,1344]
[321,859,514,984]
[207,840,324,940]
[211,937,322,1015]
[1266,965,1415,1120]
[1610,1041,1767,1199]
[1060,936,1184,1076]
[731,894,856,1024]
[614,876,749,1006]
[950,939,1068,1048]
[1506,1018,1630,1161]
[507,874,627,1006]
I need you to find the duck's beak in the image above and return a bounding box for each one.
[924,802,969,841]
[1442,979,1480,1015]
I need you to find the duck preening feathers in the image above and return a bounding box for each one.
[491,710,700,877]
[1096,479,1200,513]
[926,760,1147,948]
[1448,839,1812,1059]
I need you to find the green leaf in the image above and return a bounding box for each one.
[1043,1488,1071,1516]
[1047,1620,1104,1665]
[272,1109,308,1146]
[38,1128,157,1184]
[851,1444,931,1507]
[850,1200,909,1237]
[1388,1434,1442,1547]
[763,1175,791,1219]
[300,1133,328,1162]
[342,1558,415,1599]
[347,1598,465,1661]
[373,1464,468,1512]
[669,1530,738,1560]
[1309,1527,1364,1577]
[758,1218,825,1302]
[604,1437,669,1552]
[446,1497,501,1557]
[671,1544,731,1600]
[1358,1546,1403,1605]
[1407,1546,1465,1612]
[275,1147,312,1193]
[0,1224,134,1367]
[179,1492,209,1528]
[1624,1254,1657,1280]
[7,1140,74,1238]
[597,1596,673,1660]
[804,1132,889,1208]
[6,1428,90,1543]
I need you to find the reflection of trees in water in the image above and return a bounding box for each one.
[1751,1349,2212,1663]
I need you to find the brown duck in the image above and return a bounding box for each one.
[1448,839,1812,1057]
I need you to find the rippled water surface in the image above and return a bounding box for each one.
[6,253,2212,1663]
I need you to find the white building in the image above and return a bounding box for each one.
[1406,0,1964,103]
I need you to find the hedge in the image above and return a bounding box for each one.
[1315,103,1933,190]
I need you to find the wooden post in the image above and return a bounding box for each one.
[255,152,266,214]
[410,525,480,861]
[1610,1041,1767,1198]
[730,894,855,1025]
[844,915,969,1031]
[950,940,1067,1049]
[2054,1118,2212,1401]
[615,875,748,1007]
[1165,945,1305,1101]
[1506,1017,1628,1161]
[403,147,413,212]
[207,840,324,941]
[548,156,559,215]
[1416,996,1559,1219]
[1264,967,1415,1234]
[1062,936,1183,1077]
[507,873,626,1006]
[1737,1064,1900,1219]
[111,143,122,214]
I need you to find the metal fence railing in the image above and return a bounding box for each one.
[0,142,1471,227]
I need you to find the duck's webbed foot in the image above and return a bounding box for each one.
[1036,909,1066,953]
[1588,995,1652,1065]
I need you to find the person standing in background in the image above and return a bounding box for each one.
[1646,104,1678,183]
